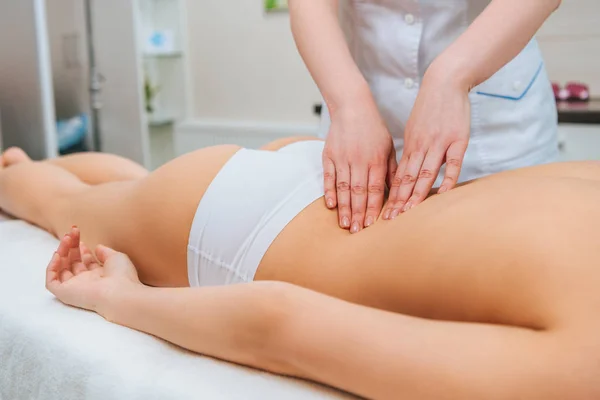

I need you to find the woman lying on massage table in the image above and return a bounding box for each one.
[1,138,599,399]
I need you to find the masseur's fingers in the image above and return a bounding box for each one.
[335,164,352,229]
[322,157,337,209]
[386,147,398,189]
[364,164,386,228]
[438,141,468,194]
[386,151,425,219]
[405,148,445,210]
[349,165,368,233]
[384,156,408,220]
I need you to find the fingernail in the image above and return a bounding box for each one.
[326,198,334,208]
[383,209,391,220]
[351,222,360,234]
[390,208,400,219]
[365,216,374,227]
[438,186,447,194]
[341,216,350,228]
[402,202,413,213]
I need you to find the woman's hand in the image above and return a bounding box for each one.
[45,227,142,319]
[324,101,397,233]
[383,65,471,219]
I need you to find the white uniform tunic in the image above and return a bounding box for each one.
[319,0,559,183]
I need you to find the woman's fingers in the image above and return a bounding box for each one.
[95,244,117,265]
[405,148,445,209]
[322,157,337,209]
[439,140,468,193]
[45,252,61,291]
[335,164,352,229]
[57,235,72,280]
[68,226,82,263]
[80,241,93,260]
[65,227,88,275]
[60,269,74,282]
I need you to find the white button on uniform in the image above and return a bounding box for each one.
[404,78,415,89]
[513,81,523,92]
[404,13,415,25]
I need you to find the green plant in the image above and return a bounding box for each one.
[265,0,277,10]
[144,75,160,114]
[265,0,287,11]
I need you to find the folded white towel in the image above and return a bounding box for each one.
[0,220,350,400]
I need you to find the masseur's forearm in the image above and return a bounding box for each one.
[288,0,372,114]
[434,0,561,88]
[106,282,292,374]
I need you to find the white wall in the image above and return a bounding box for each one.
[45,0,89,120]
[538,0,600,96]
[184,0,321,124]
[184,1,600,127]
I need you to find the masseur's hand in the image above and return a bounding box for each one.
[46,227,141,318]
[324,101,397,233]
[383,64,471,219]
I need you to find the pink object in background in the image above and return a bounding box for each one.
[552,82,561,100]
[552,82,591,102]
[564,82,590,102]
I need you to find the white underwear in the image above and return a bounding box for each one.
[187,140,325,287]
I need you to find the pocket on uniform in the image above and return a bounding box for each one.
[472,40,544,101]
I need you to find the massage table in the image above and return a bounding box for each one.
[0,214,354,400]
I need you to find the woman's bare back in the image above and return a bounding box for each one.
[259,161,600,330]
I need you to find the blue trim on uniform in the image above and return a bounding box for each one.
[475,62,544,101]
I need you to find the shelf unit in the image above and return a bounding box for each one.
[84,0,190,169]
[0,0,190,168]
[138,0,190,169]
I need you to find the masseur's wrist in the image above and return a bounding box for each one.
[427,51,476,93]
[325,78,376,119]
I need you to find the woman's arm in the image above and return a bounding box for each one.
[47,230,579,399]
[107,282,293,374]
[108,280,575,400]
[433,0,561,88]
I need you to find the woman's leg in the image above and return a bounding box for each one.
[2,147,148,184]
[0,144,239,287]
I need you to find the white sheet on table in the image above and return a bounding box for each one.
[0,220,353,400]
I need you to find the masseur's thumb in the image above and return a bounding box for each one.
[95,244,118,264]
